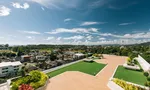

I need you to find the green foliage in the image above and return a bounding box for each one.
[30,72,48,89]
[144,81,150,87]
[147,76,150,81]
[29,70,41,82]
[127,57,132,63]
[113,78,145,90]
[11,70,48,90]
[0,78,6,84]
[143,72,149,77]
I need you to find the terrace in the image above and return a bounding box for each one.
[45,54,126,90]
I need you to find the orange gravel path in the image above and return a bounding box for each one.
[45,55,127,90]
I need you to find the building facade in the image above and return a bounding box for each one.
[0,61,22,77]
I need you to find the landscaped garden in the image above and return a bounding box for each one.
[47,61,106,77]
[11,70,48,90]
[114,66,147,86]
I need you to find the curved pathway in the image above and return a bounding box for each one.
[45,54,127,90]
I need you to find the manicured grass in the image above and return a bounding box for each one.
[47,61,106,77]
[114,66,147,86]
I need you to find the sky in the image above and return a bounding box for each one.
[0,0,150,45]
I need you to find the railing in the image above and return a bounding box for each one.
[136,55,150,71]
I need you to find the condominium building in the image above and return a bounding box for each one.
[0,61,22,77]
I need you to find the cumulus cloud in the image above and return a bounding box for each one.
[19,31,41,34]
[0,6,11,16]
[86,35,93,40]
[12,2,30,9]
[45,28,99,34]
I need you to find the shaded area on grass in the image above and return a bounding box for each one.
[114,66,147,86]
[47,61,106,77]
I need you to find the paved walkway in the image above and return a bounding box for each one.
[45,55,127,90]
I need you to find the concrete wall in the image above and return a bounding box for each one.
[137,55,150,71]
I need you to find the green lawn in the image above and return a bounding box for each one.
[114,66,147,86]
[47,61,106,77]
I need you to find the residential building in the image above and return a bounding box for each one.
[21,55,31,62]
[0,61,22,77]
[36,55,47,61]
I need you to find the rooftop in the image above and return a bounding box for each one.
[0,61,22,68]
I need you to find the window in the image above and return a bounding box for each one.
[2,67,8,70]
[2,71,8,73]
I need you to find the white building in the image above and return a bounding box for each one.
[36,55,47,61]
[0,61,22,77]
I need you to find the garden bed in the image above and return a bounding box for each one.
[47,61,106,77]
[11,70,48,90]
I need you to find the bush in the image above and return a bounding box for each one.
[19,84,34,90]
[143,72,149,77]
[11,70,48,90]
[147,76,150,81]
[113,78,145,90]
[0,78,6,84]
[30,72,48,89]
[127,57,132,63]
[29,70,41,82]
[144,81,150,87]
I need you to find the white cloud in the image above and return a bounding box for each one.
[64,18,72,22]
[119,22,135,26]
[12,2,30,9]
[0,6,11,16]
[80,21,107,26]
[56,37,62,41]
[86,35,93,40]
[99,38,106,40]
[80,22,99,26]
[64,35,84,40]
[26,36,35,40]
[41,7,45,10]
[46,37,54,40]
[45,28,99,34]
[19,31,41,34]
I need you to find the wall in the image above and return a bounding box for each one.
[137,55,150,71]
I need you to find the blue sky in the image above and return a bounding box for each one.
[0,0,150,45]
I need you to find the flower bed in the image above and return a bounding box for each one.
[11,70,48,90]
[113,78,146,90]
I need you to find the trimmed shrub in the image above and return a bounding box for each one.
[143,72,149,77]
[113,78,145,90]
